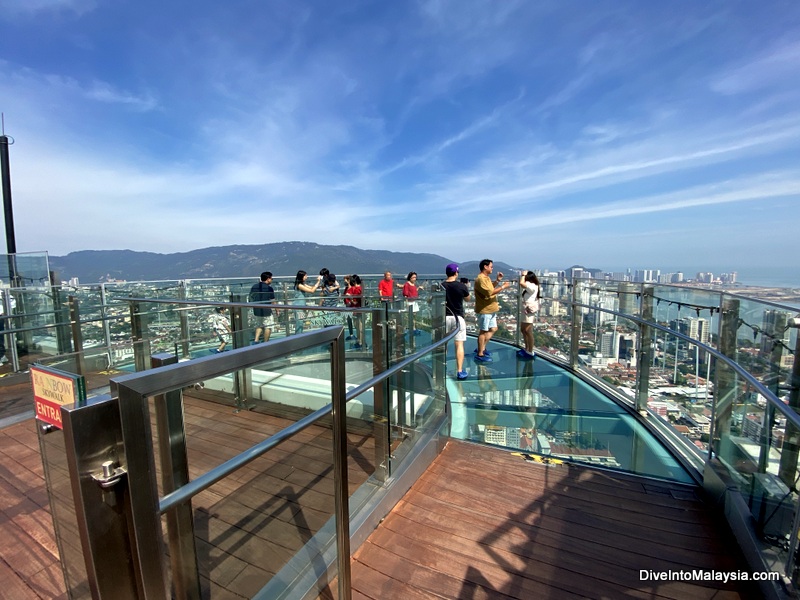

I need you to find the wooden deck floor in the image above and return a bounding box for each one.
[1,395,760,599]
[339,441,759,600]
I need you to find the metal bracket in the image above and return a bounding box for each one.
[92,460,128,489]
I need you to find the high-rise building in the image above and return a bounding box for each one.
[600,331,620,359]
[696,272,714,283]
[635,269,659,283]
[570,266,587,280]
[619,332,638,363]
[669,317,710,344]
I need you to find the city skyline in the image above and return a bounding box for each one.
[1,1,799,273]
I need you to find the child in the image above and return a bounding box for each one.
[208,306,232,353]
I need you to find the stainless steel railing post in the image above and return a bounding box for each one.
[68,295,86,376]
[372,307,389,482]
[778,324,800,489]
[152,352,201,600]
[330,329,352,600]
[636,286,654,414]
[229,294,252,410]
[569,279,581,370]
[62,395,144,600]
[710,296,739,464]
[177,282,190,358]
[130,300,151,372]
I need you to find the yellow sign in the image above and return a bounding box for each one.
[512,451,565,466]
[30,366,86,429]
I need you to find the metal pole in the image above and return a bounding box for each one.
[372,307,388,482]
[100,284,113,363]
[62,395,141,600]
[52,276,73,355]
[778,326,800,488]
[230,294,252,411]
[68,295,86,376]
[636,287,653,415]
[152,353,201,600]
[711,297,739,463]
[178,282,189,358]
[330,331,352,600]
[1,134,18,285]
[569,279,581,370]
[130,301,149,372]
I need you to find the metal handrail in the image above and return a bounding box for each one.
[118,295,437,313]
[158,324,456,514]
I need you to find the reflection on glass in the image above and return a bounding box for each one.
[447,340,693,483]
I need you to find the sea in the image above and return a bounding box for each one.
[734,268,800,289]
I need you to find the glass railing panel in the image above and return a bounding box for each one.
[147,356,340,597]
[2,287,62,370]
[575,313,643,391]
[33,343,137,395]
[138,340,391,598]
[725,293,798,402]
[100,280,184,302]
[0,251,51,286]
[711,353,799,574]
[648,284,722,357]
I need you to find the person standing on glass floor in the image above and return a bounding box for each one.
[473,258,511,362]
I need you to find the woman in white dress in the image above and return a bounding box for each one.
[518,270,540,359]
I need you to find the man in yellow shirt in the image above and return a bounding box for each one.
[473,259,511,362]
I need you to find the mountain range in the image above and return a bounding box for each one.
[48,242,520,283]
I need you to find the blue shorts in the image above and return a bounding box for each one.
[477,313,497,332]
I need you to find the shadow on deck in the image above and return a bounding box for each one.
[335,440,758,600]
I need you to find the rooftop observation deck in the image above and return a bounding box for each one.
[0,267,798,598]
[1,385,755,600]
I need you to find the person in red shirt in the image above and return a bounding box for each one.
[402,272,425,335]
[378,271,402,302]
[345,274,365,349]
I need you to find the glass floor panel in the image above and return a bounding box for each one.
[446,339,694,484]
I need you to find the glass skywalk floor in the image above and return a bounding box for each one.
[446,339,695,484]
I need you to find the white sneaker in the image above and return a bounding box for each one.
[0,356,8,365]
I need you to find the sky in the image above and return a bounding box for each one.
[1,0,799,277]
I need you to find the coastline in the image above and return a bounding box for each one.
[677,282,800,307]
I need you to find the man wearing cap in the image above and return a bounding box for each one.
[442,263,470,379]
[474,258,511,362]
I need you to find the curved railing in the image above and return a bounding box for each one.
[6,273,800,590]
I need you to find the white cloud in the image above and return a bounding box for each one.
[84,82,158,111]
[711,40,800,95]
[0,0,96,17]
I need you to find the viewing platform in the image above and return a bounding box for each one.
[0,259,798,598]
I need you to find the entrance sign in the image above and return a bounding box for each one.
[30,365,86,429]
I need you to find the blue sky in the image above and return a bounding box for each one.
[1,0,799,276]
